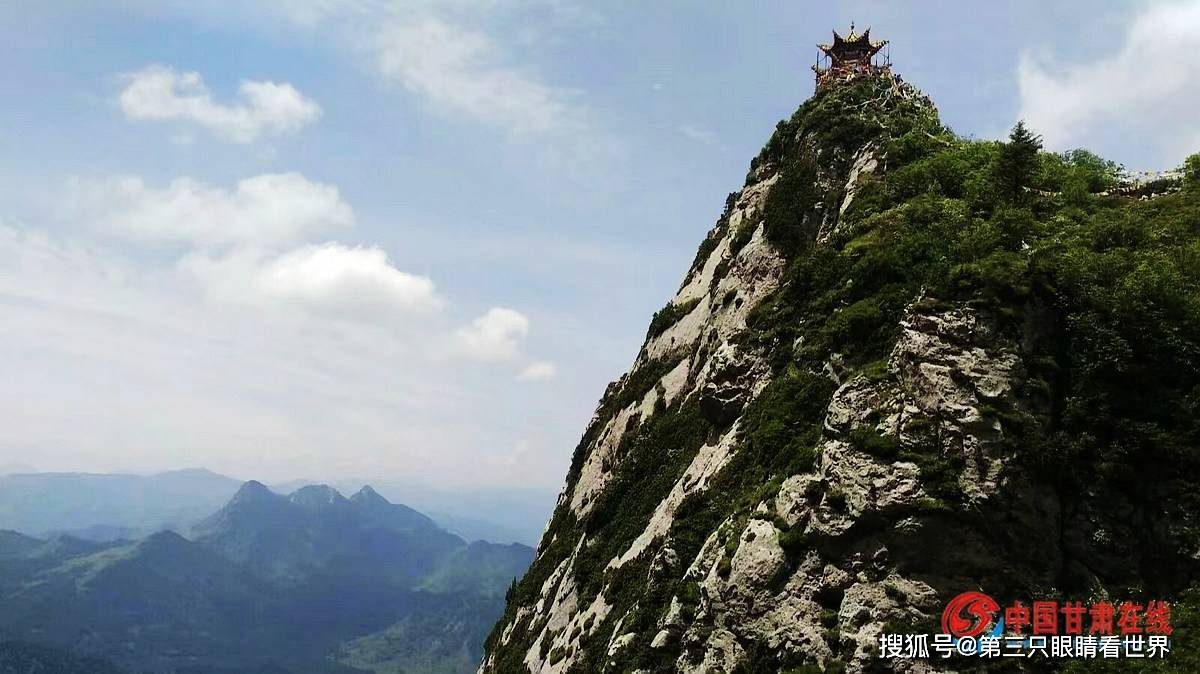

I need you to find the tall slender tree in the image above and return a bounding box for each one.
[995,120,1043,202]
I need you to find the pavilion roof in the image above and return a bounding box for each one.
[818,24,887,59]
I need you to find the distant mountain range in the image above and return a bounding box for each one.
[271,478,556,547]
[0,469,242,539]
[0,482,533,673]
[0,470,553,546]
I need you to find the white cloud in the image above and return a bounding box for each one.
[0,222,442,480]
[1,3,583,488]
[1017,0,1200,166]
[68,173,354,248]
[243,2,586,139]
[118,65,321,143]
[375,15,573,137]
[516,360,556,381]
[0,220,568,487]
[455,307,530,361]
[182,243,442,316]
[677,124,719,146]
[63,172,440,320]
[196,2,624,185]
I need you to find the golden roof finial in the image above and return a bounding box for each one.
[847,21,858,40]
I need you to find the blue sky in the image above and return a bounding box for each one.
[1,1,1197,489]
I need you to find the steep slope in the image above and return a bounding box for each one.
[481,73,1200,673]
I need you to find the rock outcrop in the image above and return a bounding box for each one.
[481,72,1200,673]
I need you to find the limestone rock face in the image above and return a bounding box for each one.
[477,76,959,674]
[480,74,1200,674]
[479,140,791,673]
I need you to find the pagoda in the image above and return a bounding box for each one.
[813,23,890,89]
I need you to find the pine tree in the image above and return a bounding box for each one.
[995,120,1043,202]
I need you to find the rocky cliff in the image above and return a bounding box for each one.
[481,73,1200,673]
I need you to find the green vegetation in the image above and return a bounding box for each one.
[761,152,822,256]
[688,191,740,275]
[994,120,1043,203]
[737,372,833,479]
[552,362,839,671]
[740,72,1200,665]
[748,74,1200,593]
[729,219,756,256]
[337,596,505,674]
[1185,152,1200,185]
[689,232,721,275]
[485,389,715,673]
[646,297,702,340]
[486,71,1200,673]
[848,425,899,459]
[564,353,686,484]
[1058,585,1200,673]
[0,485,530,674]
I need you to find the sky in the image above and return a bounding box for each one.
[1,0,1198,490]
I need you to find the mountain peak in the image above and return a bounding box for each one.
[142,529,185,543]
[230,480,275,504]
[135,529,190,555]
[288,484,348,510]
[350,485,390,508]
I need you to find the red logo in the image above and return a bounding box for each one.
[942,591,1000,637]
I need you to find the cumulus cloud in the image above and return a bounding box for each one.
[375,16,573,137]
[0,221,454,481]
[192,2,624,185]
[1,5,580,489]
[1017,0,1200,165]
[516,361,556,382]
[455,307,530,361]
[68,173,353,248]
[118,65,321,143]
[181,243,442,316]
[0,214,560,485]
[64,171,443,321]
